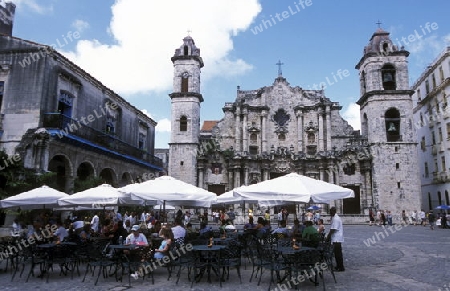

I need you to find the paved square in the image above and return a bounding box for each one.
[0,224,448,291]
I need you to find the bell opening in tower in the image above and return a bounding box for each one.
[381,64,396,90]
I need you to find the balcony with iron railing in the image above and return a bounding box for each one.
[43,113,163,168]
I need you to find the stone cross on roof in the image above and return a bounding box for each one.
[276,60,284,76]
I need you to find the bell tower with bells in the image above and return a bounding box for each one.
[355,26,422,214]
[168,35,204,186]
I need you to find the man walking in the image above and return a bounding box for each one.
[326,206,345,272]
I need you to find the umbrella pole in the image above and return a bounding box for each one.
[163,201,166,223]
[243,202,246,224]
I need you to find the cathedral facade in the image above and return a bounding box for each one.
[169,29,422,217]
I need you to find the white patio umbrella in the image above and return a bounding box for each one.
[0,185,69,209]
[233,173,355,205]
[58,184,148,208]
[213,190,258,205]
[121,176,217,208]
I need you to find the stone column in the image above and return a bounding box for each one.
[234,167,241,187]
[318,108,324,152]
[235,108,241,152]
[228,169,234,189]
[365,168,372,207]
[242,108,248,153]
[328,165,335,184]
[261,110,268,153]
[319,167,324,181]
[326,106,331,151]
[244,166,249,186]
[296,110,303,152]
[198,166,204,188]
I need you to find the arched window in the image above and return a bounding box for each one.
[183,45,188,56]
[438,191,442,205]
[385,108,401,142]
[445,190,449,205]
[381,64,396,90]
[179,116,187,131]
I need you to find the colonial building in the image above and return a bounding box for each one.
[412,46,450,209]
[0,3,162,193]
[169,28,422,216]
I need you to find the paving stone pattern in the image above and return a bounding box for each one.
[0,225,449,291]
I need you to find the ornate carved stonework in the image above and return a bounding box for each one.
[272,108,290,133]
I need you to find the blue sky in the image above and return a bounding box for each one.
[8,0,450,148]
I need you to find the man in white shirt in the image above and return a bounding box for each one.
[54,221,69,242]
[171,217,186,244]
[91,213,99,233]
[125,225,148,245]
[326,206,345,272]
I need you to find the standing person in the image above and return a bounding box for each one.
[227,208,236,225]
[369,209,375,226]
[184,211,191,226]
[326,206,345,272]
[401,210,408,225]
[91,212,99,233]
[277,209,283,226]
[264,210,270,224]
[387,210,393,226]
[428,210,436,230]
[380,210,386,226]
[420,210,426,226]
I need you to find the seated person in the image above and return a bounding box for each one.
[185,222,197,234]
[271,219,289,237]
[171,217,186,244]
[291,219,302,239]
[198,222,212,237]
[79,224,92,243]
[112,220,129,245]
[302,220,319,247]
[256,217,269,237]
[317,218,325,234]
[11,218,22,237]
[225,220,236,231]
[244,217,255,230]
[153,227,173,259]
[125,225,149,246]
[54,220,69,242]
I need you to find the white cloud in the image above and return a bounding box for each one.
[140,109,171,132]
[342,103,360,130]
[63,0,262,95]
[7,0,53,14]
[155,118,171,133]
[71,19,89,33]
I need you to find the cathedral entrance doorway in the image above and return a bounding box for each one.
[208,184,225,195]
[342,185,360,214]
[270,172,287,179]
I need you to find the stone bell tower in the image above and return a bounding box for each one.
[168,36,204,186]
[356,28,421,217]
[355,28,422,215]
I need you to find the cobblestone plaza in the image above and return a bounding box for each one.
[0,224,448,291]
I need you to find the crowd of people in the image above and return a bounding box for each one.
[368,208,449,229]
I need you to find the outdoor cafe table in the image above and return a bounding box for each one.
[108,244,145,281]
[212,237,234,245]
[191,244,227,284]
[35,242,78,281]
[277,245,316,255]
